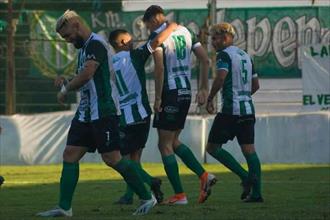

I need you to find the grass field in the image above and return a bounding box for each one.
[0,163,329,220]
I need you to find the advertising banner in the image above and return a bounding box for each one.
[25,7,330,79]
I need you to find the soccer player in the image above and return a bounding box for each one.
[142,5,217,205]
[206,22,263,202]
[108,23,178,205]
[36,10,157,217]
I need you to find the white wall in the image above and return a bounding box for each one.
[0,111,329,165]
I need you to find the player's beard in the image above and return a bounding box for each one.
[73,36,85,49]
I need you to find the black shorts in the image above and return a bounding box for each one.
[66,116,121,154]
[208,113,255,145]
[119,116,151,156]
[153,89,191,131]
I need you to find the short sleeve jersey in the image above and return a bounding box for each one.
[112,43,153,125]
[216,45,257,116]
[149,23,202,91]
[75,33,120,122]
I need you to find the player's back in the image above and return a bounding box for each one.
[220,46,255,115]
[161,26,195,91]
[112,50,151,125]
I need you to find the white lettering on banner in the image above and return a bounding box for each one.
[105,11,121,28]
[296,16,321,68]
[215,10,330,69]
[231,19,246,49]
[91,12,105,28]
[89,10,330,72]
[302,43,330,111]
[29,10,330,78]
[91,11,125,29]
[132,15,148,41]
[273,16,296,68]
[246,17,271,57]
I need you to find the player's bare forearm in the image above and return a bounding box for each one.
[153,50,164,100]
[208,69,227,101]
[194,46,209,91]
[154,66,164,101]
[208,77,223,101]
[150,22,178,50]
[65,60,98,92]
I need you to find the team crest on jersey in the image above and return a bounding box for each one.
[86,54,97,60]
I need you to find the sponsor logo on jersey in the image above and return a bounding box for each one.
[178,89,191,96]
[164,106,179,113]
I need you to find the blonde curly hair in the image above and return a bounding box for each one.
[56,9,80,32]
[210,22,235,37]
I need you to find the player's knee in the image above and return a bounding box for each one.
[130,151,141,162]
[206,143,220,155]
[101,151,121,167]
[158,143,173,156]
[241,144,255,155]
[62,147,78,163]
[172,139,181,149]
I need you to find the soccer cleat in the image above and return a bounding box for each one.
[150,178,164,203]
[133,194,157,215]
[240,179,253,200]
[198,172,217,203]
[241,175,258,200]
[114,195,133,205]
[162,193,188,205]
[240,181,251,200]
[243,196,264,203]
[36,206,73,217]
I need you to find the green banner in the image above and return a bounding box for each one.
[27,7,330,79]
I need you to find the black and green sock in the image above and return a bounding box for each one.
[162,154,184,194]
[114,158,151,200]
[174,144,205,177]
[210,148,248,181]
[123,184,134,200]
[59,161,79,210]
[123,161,153,199]
[244,152,262,198]
[135,161,153,186]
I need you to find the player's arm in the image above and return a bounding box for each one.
[57,60,99,105]
[207,51,229,113]
[57,40,106,105]
[251,59,260,95]
[148,22,178,51]
[193,45,209,105]
[63,60,99,92]
[208,69,227,102]
[153,49,164,112]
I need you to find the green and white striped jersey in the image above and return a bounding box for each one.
[150,23,201,91]
[74,33,121,122]
[216,46,258,116]
[112,43,152,125]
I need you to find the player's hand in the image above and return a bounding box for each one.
[206,99,215,114]
[196,89,208,106]
[167,22,178,31]
[57,91,67,105]
[154,99,162,113]
[54,76,66,88]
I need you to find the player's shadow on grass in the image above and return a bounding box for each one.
[1,166,329,220]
